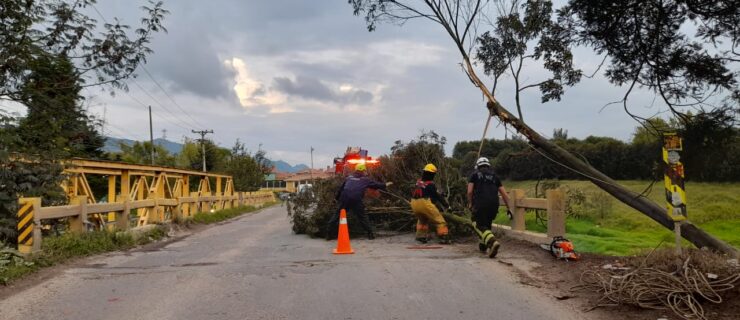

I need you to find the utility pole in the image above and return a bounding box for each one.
[310,146,315,182]
[192,129,214,172]
[148,106,154,165]
[101,106,107,137]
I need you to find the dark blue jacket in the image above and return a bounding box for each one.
[336,172,386,204]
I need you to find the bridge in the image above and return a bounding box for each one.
[16,159,275,253]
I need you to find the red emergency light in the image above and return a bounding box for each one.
[333,147,380,175]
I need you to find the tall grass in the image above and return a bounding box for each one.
[190,203,275,224]
[495,180,740,255]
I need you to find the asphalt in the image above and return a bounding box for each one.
[0,205,594,320]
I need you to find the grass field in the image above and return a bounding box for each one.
[492,180,740,256]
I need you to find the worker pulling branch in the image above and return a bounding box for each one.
[410,164,451,244]
[326,163,391,240]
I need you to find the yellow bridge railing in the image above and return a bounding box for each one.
[17,158,275,253]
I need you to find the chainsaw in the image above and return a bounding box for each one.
[540,236,579,261]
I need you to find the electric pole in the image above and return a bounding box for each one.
[310,146,315,182]
[148,106,154,165]
[192,129,214,172]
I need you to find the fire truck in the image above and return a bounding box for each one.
[333,147,380,175]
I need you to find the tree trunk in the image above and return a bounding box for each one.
[460,57,737,257]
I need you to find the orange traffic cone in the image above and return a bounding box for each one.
[333,209,354,254]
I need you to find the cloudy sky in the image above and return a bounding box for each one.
[72,1,676,167]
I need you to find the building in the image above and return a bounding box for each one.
[261,168,290,191]
[261,167,334,193]
[282,168,334,193]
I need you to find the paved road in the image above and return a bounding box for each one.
[1,205,591,320]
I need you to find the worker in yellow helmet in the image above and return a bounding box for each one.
[410,163,450,244]
[326,162,391,240]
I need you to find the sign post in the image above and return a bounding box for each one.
[663,133,686,256]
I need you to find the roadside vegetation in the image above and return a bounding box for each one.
[495,180,740,255]
[190,203,277,225]
[0,227,166,285]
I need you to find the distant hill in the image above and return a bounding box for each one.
[104,137,183,154]
[271,160,309,173]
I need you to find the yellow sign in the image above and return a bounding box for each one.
[663,133,686,221]
[17,199,35,254]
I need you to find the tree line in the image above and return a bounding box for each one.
[107,138,271,192]
[453,109,740,182]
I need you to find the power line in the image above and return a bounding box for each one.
[496,122,637,194]
[106,121,147,141]
[90,3,204,130]
[139,66,205,128]
[124,89,191,131]
[131,80,198,129]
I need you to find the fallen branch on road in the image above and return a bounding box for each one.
[575,249,740,320]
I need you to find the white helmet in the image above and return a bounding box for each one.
[476,157,490,168]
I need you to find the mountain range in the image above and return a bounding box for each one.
[103,137,309,173]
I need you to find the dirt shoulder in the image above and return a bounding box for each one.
[467,236,740,320]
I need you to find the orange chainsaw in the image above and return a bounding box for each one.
[541,236,579,261]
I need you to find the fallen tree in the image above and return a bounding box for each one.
[288,132,477,239]
[347,0,738,257]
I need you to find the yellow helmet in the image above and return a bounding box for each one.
[355,163,367,172]
[423,163,437,173]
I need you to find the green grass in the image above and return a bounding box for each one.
[493,180,740,256]
[190,203,275,224]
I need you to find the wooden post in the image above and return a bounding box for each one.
[510,189,526,231]
[546,189,566,238]
[68,195,88,233]
[107,175,117,230]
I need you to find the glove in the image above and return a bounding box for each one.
[385,181,394,187]
[506,209,513,220]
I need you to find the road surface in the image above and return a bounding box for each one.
[0,205,591,320]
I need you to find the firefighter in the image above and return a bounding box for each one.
[326,163,390,240]
[410,163,451,244]
[467,157,512,257]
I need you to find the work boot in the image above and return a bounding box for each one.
[367,232,376,240]
[415,237,428,244]
[438,235,451,244]
[487,240,501,258]
[478,243,487,252]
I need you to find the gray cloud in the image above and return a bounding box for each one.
[91,0,677,167]
[272,75,374,105]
